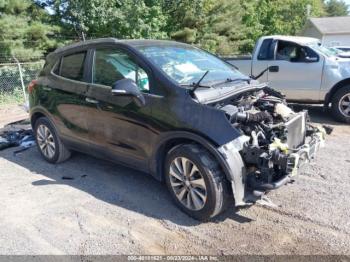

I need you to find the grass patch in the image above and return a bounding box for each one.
[0,88,26,106]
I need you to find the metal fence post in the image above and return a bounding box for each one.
[13,56,28,106]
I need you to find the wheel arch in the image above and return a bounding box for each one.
[325,78,350,106]
[30,109,58,134]
[30,111,47,129]
[150,131,233,183]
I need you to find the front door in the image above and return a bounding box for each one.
[267,40,324,101]
[85,47,158,170]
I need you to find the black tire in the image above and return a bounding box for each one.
[165,144,230,221]
[34,117,71,163]
[331,85,350,123]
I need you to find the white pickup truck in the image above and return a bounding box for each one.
[225,35,350,123]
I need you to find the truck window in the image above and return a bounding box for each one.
[258,39,273,60]
[276,41,318,62]
[276,41,299,61]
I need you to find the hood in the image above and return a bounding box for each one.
[335,58,350,77]
[324,56,350,77]
[194,81,265,104]
[338,52,350,58]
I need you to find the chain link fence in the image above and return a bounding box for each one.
[0,59,44,106]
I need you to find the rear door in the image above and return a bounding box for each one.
[45,50,91,149]
[84,46,159,170]
[266,40,324,101]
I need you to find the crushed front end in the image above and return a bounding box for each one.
[215,86,331,205]
[242,111,327,196]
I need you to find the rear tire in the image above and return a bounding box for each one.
[34,117,71,163]
[165,144,230,221]
[331,85,350,123]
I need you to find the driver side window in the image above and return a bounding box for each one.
[93,48,150,92]
[276,41,299,61]
[275,41,318,63]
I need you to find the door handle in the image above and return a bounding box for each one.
[85,97,99,104]
[269,66,279,73]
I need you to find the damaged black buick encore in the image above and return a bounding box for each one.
[29,38,327,220]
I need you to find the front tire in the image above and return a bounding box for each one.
[165,144,230,221]
[34,117,71,163]
[331,85,350,123]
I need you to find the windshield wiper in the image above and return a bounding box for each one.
[212,77,251,87]
[180,70,211,93]
[191,70,210,92]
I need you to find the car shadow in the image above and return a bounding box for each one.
[0,146,254,226]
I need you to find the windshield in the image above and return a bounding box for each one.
[135,44,246,87]
[309,44,338,57]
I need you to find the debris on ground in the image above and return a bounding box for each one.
[0,119,35,152]
[61,176,74,180]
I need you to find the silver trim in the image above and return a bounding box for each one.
[85,97,99,104]
[111,89,127,94]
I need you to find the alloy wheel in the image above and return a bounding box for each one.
[169,157,207,211]
[339,93,350,117]
[36,124,56,159]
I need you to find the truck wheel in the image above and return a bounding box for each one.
[34,117,71,163]
[331,85,350,123]
[165,144,230,221]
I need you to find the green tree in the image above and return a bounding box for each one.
[325,0,349,16]
[37,0,331,56]
[47,0,168,39]
[0,0,59,60]
[166,0,246,55]
[45,0,245,55]
[240,0,326,53]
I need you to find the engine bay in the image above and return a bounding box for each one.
[213,86,331,194]
[217,87,306,150]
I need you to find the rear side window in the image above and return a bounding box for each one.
[53,59,61,75]
[60,52,86,81]
[258,39,273,60]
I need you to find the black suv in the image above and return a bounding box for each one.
[29,38,326,220]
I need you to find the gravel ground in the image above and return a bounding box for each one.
[0,105,349,255]
[0,104,27,127]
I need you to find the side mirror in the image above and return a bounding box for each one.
[268,65,279,72]
[112,78,145,106]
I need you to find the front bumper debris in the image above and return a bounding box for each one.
[218,124,330,207]
[247,127,326,195]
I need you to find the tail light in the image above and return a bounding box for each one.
[28,80,38,94]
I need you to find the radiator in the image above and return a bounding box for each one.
[285,111,306,149]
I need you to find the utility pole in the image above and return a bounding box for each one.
[306,4,312,17]
[12,56,28,107]
[81,31,86,41]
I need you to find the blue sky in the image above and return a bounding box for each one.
[343,0,350,8]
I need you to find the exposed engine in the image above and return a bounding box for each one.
[215,86,330,194]
[218,87,305,150]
